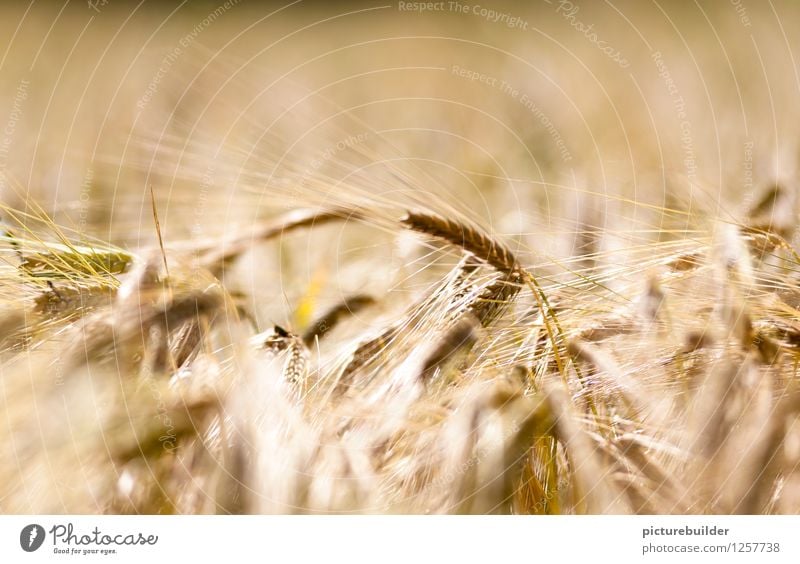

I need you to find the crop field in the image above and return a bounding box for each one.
[1,0,799,514]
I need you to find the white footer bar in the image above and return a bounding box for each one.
[1,516,798,563]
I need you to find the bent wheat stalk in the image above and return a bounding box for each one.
[201,207,362,275]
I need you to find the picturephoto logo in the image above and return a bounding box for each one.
[20,524,45,552]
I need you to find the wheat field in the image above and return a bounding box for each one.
[1,0,799,515]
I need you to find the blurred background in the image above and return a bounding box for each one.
[0,0,798,319]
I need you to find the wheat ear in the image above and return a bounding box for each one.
[401,211,519,274]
